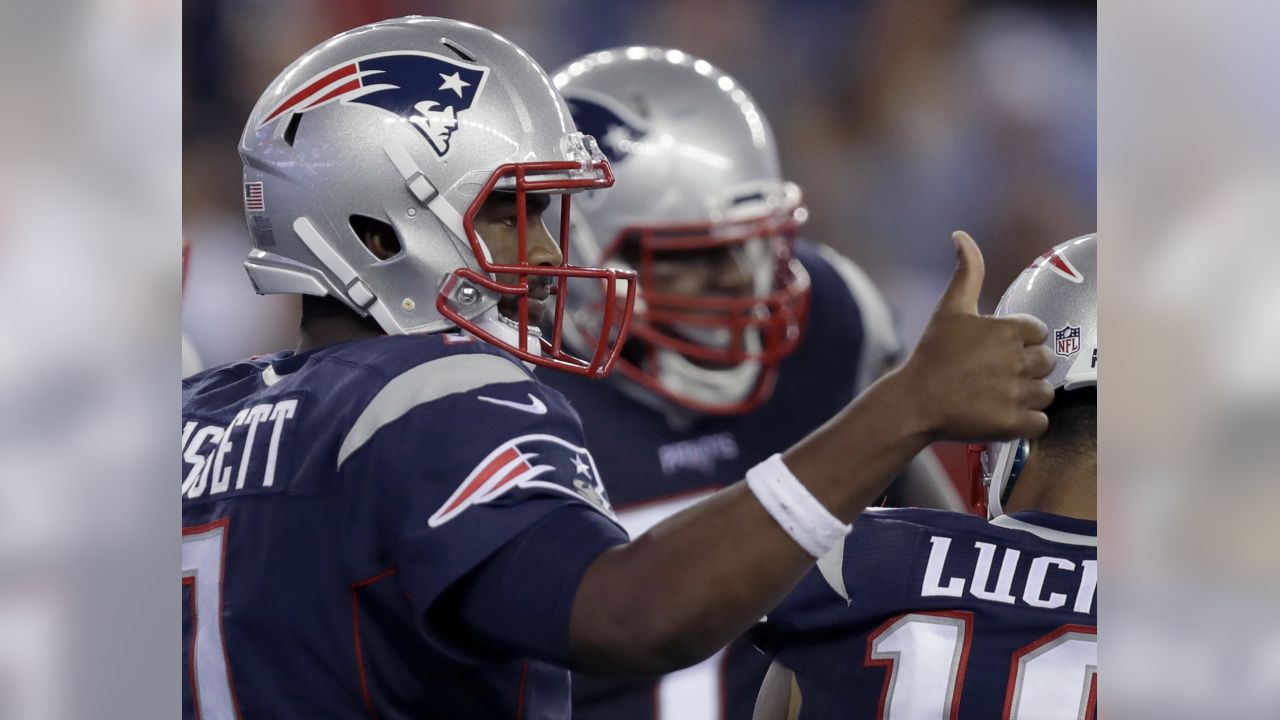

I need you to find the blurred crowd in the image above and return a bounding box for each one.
[182,0,1095,366]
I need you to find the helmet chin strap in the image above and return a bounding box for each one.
[469,309,545,368]
[654,330,763,409]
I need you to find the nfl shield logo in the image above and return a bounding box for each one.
[1055,325,1081,357]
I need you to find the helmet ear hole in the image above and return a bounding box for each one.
[350,215,402,260]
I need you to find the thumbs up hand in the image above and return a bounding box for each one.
[936,230,986,316]
[892,232,1056,442]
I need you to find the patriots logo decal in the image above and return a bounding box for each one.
[428,434,615,527]
[260,51,489,157]
[564,94,650,164]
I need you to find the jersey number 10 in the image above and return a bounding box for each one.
[866,611,1096,720]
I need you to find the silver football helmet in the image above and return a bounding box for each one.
[971,233,1098,517]
[239,17,636,376]
[551,48,810,414]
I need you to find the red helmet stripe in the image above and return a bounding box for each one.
[262,63,358,124]
[302,78,363,111]
[1047,254,1081,281]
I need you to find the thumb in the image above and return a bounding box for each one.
[936,230,986,316]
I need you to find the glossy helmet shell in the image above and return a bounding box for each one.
[551,47,809,411]
[239,17,636,375]
[970,233,1097,517]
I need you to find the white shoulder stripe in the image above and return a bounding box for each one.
[990,514,1097,547]
[813,245,900,390]
[337,354,530,468]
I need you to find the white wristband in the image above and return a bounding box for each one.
[746,453,852,559]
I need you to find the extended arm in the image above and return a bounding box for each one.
[569,232,1056,674]
[571,369,930,673]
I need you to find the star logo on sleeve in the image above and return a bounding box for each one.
[571,453,591,476]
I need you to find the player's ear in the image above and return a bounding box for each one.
[350,215,401,260]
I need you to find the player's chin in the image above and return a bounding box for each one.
[498,296,548,326]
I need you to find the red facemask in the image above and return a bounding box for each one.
[589,200,811,414]
[437,158,638,378]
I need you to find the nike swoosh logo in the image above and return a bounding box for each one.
[476,393,548,415]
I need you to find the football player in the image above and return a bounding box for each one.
[181,17,1054,719]
[540,48,962,720]
[751,234,1097,720]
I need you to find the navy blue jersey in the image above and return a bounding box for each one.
[540,242,900,720]
[181,333,628,720]
[752,508,1097,720]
